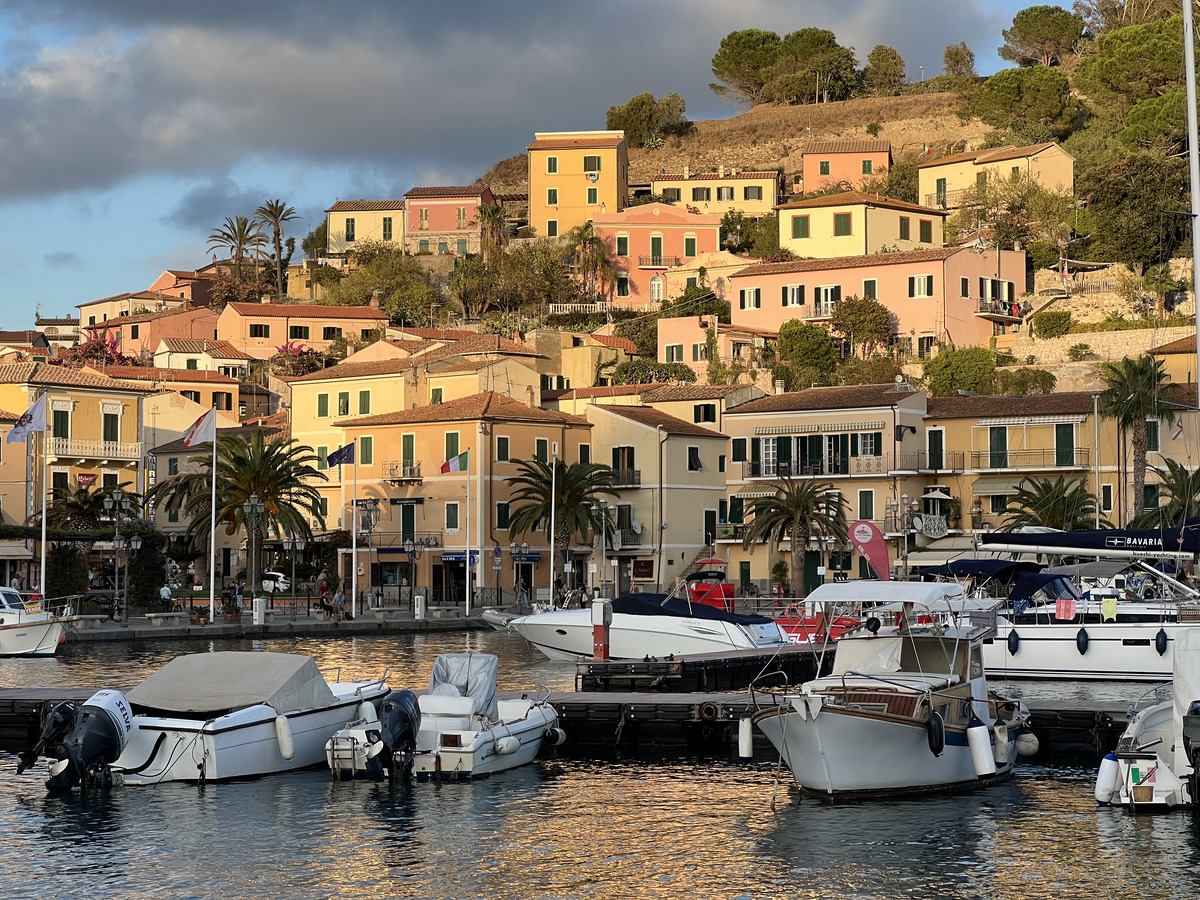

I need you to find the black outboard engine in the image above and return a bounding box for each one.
[18,690,133,791]
[369,689,421,781]
[1182,700,1200,803]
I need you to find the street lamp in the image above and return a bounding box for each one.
[358,498,380,610]
[242,492,265,604]
[598,499,609,598]
[103,491,132,620]
[887,494,923,579]
[404,536,426,612]
[282,537,306,620]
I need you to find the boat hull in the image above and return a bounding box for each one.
[412,700,558,781]
[986,619,1185,681]
[0,616,70,656]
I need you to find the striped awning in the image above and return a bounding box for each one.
[734,486,777,499]
[971,477,1022,496]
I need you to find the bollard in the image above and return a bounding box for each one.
[414,594,426,621]
[592,598,612,660]
[738,717,754,760]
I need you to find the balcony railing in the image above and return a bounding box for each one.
[50,438,141,461]
[743,451,965,479]
[387,531,442,549]
[383,460,422,481]
[637,255,681,268]
[891,450,966,472]
[610,528,640,549]
[970,448,1090,470]
[975,298,1023,321]
[613,468,642,488]
[922,187,976,209]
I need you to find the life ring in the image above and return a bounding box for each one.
[926,710,945,757]
[699,701,720,722]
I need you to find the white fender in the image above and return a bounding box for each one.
[1095,752,1120,805]
[275,714,295,760]
[495,736,520,755]
[1015,732,1040,758]
[968,721,997,777]
[544,727,567,747]
[356,701,377,724]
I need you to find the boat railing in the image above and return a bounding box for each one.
[748,670,792,711]
[1126,681,1172,718]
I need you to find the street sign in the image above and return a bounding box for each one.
[563,562,573,572]
[491,564,503,572]
[493,546,502,559]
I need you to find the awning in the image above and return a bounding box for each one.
[923,488,953,500]
[734,486,777,499]
[0,543,31,560]
[971,476,1022,496]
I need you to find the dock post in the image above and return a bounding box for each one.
[591,598,612,660]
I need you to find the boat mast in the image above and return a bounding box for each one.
[1185,0,1200,400]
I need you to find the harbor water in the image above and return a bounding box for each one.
[1,632,1196,899]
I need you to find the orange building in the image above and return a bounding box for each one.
[527,131,628,238]
[800,140,892,193]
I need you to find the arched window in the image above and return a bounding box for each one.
[650,276,663,304]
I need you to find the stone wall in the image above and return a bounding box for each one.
[1008,325,1193,366]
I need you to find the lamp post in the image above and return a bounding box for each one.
[509,540,530,608]
[282,536,306,620]
[598,498,609,598]
[404,536,426,612]
[888,494,922,579]
[242,492,265,604]
[358,498,380,610]
[103,490,132,621]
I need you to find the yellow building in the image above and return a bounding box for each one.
[324,200,406,257]
[776,191,947,259]
[649,166,778,217]
[527,130,628,238]
[918,142,1075,210]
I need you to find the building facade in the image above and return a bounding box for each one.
[527,131,628,239]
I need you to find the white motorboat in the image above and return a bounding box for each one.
[752,582,1037,802]
[0,588,74,656]
[1094,628,1200,811]
[20,651,391,790]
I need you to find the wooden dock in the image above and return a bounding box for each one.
[576,644,826,693]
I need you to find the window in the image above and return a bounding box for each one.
[650,276,664,304]
[908,275,934,298]
[991,494,1009,515]
[315,497,328,517]
[185,358,198,370]
[587,187,598,205]
[345,218,355,242]
[418,239,429,253]
[863,159,875,175]
[691,342,707,362]
[1055,423,1075,466]
[858,432,880,456]
[215,392,233,411]
[331,393,346,417]
[130,325,139,340]
[360,436,373,465]
[48,407,66,440]
[361,329,374,341]
[383,217,392,242]
[694,403,717,423]
[738,288,762,310]
[684,236,696,257]
[547,156,558,174]
[976,171,988,189]
[862,279,877,300]
[616,275,630,297]
[168,457,179,476]
[317,394,329,418]
[457,207,468,229]
[401,434,415,467]
[446,502,459,531]
[583,155,601,173]
[662,188,681,202]
[535,438,549,463]
[316,446,328,470]
[496,436,510,461]
[791,215,810,239]
[249,324,270,338]
[579,443,591,464]
[687,446,702,471]
[686,277,697,290]
[445,432,459,460]
[718,454,726,473]
[899,217,910,241]
[935,177,948,203]
[547,220,558,238]
[782,284,805,307]
[819,160,831,176]
[692,187,711,202]
[438,241,449,255]
[961,277,970,298]
[665,344,684,362]
[616,236,629,257]
[457,239,467,255]
[744,185,762,201]
[919,219,933,244]
[813,285,840,316]
[496,502,510,530]
[833,213,852,236]
[989,425,1008,468]
[1144,484,1160,512]
[322,327,342,341]
[358,391,370,415]
[430,388,443,404]
[858,489,874,520]
[181,390,200,403]
[717,186,734,201]
[927,429,945,470]
[1101,484,1113,512]
[418,208,429,230]
[1147,419,1161,452]
[547,188,558,205]
[731,438,747,462]
[918,335,936,358]
[289,325,310,340]
[168,507,179,524]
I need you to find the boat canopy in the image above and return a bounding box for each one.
[428,652,498,719]
[1010,573,1081,605]
[126,652,337,717]
[807,581,966,607]
[1045,560,1133,579]
[611,593,775,624]
[831,636,903,675]
[919,559,1040,580]
[1174,630,1200,759]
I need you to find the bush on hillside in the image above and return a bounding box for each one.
[1032,310,1073,338]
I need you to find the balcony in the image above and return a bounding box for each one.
[969,448,1090,470]
[743,457,889,479]
[383,460,422,483]
[613,468,642,488]
[388,531,442,549]
[891,450,966,473]
[922,187,976,209]
[974,298,1023,323]
[637,255,681,269]
[716,523,749,542]
[610,528,641,550]
[50,438,142,463]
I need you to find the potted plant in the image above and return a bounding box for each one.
[189,606,208,626]
[222,598,243,623]
[947,497,962,529]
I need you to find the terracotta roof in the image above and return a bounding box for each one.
[340,391,591,427]
[89,306,213,327]
[1151,336,1196,354]
[732,247,959,279]
[592,203,722,227]
[803,140,892,155]
[429,359,515,375]
[0,331,45,345]
[404,185,492,199]
[412,334,540,361]
[917,148,986,169]
[0,363,153,392]
[0,409,20,423]
[926,392,1098,419]
[527,134,625,151]
[643,384,751,401]
[151,424,284,455]
[590,334,638,354]
[225,302,387,320]
[389,327,479,341]
[35,316,79,326]
[596,405,725,438]
[288,358,414,383]
[729,384,917,414]
[652,170,780,182]
[556,383,666,400]
[776,190,945,216]
[103,366,239,385]
[325,200,406,212]
[159,338,251,359]
[918,143,1061,170]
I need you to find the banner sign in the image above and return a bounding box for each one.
[849,520,891,580]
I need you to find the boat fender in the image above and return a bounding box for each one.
[1095,752,1120,805]
[1076,627,1089,656]
[544,727,567,747]
[865,617,881,634]
[1156,628,1169,657]
[1014,731,1040,758]
[967,720,997,777]
[699,701,720,722]
[357,700,378,724]
[926,710,945,757]
[1007,630,1020,656]
[275,715,295,760]
[495,736,520,756]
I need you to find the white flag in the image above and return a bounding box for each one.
[6,393,47,444]
[182,408,218,448]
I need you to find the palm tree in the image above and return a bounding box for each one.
[147,432,327,581]
[1132,459,1200,529]
[1100,356,1177,524]
[505,459,618,570]
[207,215,268,282]
[1001,475,1106,531]
[254,199,300,299]
[475,202,506,266]
[742,477,847,596]
[567,222,618,301]
[37,484,127,531]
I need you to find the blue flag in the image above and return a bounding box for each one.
[326,442,355,467]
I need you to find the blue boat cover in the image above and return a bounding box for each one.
[610,593,775,625]
[1010,573,1079,605]
[919,559,1041,580]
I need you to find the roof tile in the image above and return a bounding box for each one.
[776,190,944,215]
[729,383,917,414]
[595,405,725,437]
[732,247,959,279]
[926,392,1097,418]
[325,200,406,212]
[803,140,892,155]
[226,302,387,320]
[340,391,590,427]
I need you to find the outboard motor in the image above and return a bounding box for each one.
[1181,700,1200,803]
[366,690,421,781]
[20,690,133,791]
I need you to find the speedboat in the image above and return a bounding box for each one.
[19,651,391,790]
[752,582,1037,802]
[0,587,74,656]
[1094,628,1200,811]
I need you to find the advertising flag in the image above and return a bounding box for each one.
[848,520,891,581]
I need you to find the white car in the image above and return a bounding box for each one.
[261,571,290,593]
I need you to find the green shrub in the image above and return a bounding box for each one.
[1025,241,1060,272]
[1067,343,1092,361]
[1032,310,1072,339]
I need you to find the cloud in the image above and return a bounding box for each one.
[42,250,81,269]
[161,177,275,230]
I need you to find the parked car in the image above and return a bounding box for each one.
[261,571,290,593]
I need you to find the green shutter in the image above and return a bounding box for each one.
[317,394,328,417]
[782,285,789,306]
[908,276,915,298]
[730,497,744,524]
[850,433,859,457]
[731,438,747,462]
[873,432,883,456]
[776,436,792,464]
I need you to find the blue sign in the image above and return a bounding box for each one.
[439,552,479,564]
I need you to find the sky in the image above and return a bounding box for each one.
[0,0,1058,328]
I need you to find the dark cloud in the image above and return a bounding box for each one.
[161,177,275,230]
[42,250,81,269]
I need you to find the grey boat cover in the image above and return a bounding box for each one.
[126,651,337,716]
[428,652,498,719]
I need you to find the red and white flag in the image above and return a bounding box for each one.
[6,393,47,444]
[182,408,218,448]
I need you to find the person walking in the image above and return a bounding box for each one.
[516,579,529,610]
[159,583,173,613]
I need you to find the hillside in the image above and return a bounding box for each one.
[478,92,995,195]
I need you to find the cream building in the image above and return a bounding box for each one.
[918,142,1075,210]
[649,166,779,217]
[324,200,406,256]
[776,191,947,259]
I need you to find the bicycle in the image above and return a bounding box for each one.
[99,595,126,623]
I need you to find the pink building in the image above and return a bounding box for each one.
[591,203,722,308]
[658,316,778,377]
[90,307,220,362]
[403,185,496,257]
[800,140,893,193]
[726,247,1027,357]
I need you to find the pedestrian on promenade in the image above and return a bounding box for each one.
[159,584,173,613]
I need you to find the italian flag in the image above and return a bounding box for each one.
[440,450,469,473]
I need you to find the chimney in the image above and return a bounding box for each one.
[774,380,786,395]
[683,164,690,179]
[719,165,725,178]
[526,384,537,407]
[731,167,737,176]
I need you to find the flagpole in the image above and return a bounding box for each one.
[39,425,47,601]
[549,449,556,607]
[465,454,472,617]
[351,439,358,619]
[208,437,218,625]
